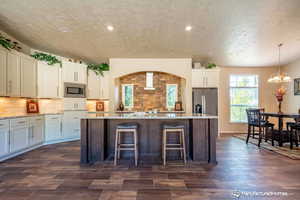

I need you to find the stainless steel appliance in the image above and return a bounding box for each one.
[192,88,218,115]
[64,83,86,98]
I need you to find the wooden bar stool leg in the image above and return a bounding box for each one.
[117,130,121,159]
[114,130,119,166]
[134,129,138,166]
[163,129,166,166]
[182,129,187,164]
[179,130,183,159]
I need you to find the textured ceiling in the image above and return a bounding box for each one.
[0,0,300,66]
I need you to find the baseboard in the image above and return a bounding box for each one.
[0,138,80,162]
[0,143,44,162]
[220,131,247,134]
[44,137,80,145]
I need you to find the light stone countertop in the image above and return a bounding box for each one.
[83,113,218,119]
[0,112,64,120]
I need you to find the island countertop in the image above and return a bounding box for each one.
[83,113,218,119]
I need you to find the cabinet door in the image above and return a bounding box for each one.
[7,51,20,97]
[0,128,9,157]
[62,61,76,83]
[10,127,29,153]
[37,62,60,98]
[203,70,219,88]
[87,70,101,99]
[29,117,44,146]
[62,111,85,139]
[100,71,110,99]
[45,115,62,142]
[77,64,87,84]
[0,48,7,96]
[192,70,205,88]
[20,55,37,97]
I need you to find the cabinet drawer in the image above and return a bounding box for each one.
[0,120,9,129]
[29,116,44,126]
[10,118,28,129]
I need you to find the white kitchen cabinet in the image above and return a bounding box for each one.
[7,50,21,97]
[87,70,101,99]
[37,61,61,98]
[0,48,7,96]
[45,114,62,143]
[29,116,44,146]
[62,111,86,139]
[63,98,86,111]
[20,54,37,98]
[0,120,9,158]
[192,68,220,88]
[100,71,110,99]
[62,61,87,84]
[10,118,29,153]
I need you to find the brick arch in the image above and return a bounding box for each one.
[117,71,184,111]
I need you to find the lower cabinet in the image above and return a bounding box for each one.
[0,120,9,158]
[29,116,44,146]
[45,114,62,143]
[10,118,29,153]
[62,111,86,139]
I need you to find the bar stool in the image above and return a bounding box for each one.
[114,123,138,166]
[162,124,186,166]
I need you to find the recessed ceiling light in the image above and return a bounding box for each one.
[107,25,114,31]
[185,26,192,31]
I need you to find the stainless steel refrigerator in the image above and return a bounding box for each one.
[192,88,218,115]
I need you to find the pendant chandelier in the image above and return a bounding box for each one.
[268,43,291,83]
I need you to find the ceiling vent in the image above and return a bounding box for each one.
[144,72,155,90]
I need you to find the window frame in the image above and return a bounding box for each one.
[229,74,259,123]
[122,84,134,109]
[166,84,178,109]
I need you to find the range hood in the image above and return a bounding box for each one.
[144,72,155,90]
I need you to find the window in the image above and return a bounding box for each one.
[230,75,259,123]
[122,84,134,108]
[166,84,178,109]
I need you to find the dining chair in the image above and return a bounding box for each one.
[246,108,274,147]
[286,109,300,149]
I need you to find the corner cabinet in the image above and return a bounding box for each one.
[62,61,87,84]
[192,68,220,88]
[0,48,7,96]
[37,61,61,98]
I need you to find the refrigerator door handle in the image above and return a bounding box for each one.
[202,95,206,114]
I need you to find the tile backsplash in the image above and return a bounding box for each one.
[0,98,63,115]
[0,98,110,115]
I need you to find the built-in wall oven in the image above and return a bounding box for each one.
[64,83,86,98]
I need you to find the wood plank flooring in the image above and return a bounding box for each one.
[0,136,300,200]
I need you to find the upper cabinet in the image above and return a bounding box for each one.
[192,68,220,88]
[37,61,61,98]
[0,48,7,96]
[20,54,37,98]
[87,70,101,99]
[62,61,87,84]
[6,50,21,97]
[100,71,110,99]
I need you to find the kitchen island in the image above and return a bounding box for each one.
[80,113,218,165]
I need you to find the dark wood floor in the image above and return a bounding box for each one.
[0,136,300,200]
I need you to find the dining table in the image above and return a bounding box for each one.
[261,112,300,146]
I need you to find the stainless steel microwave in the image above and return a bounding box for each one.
[64,82,86,98]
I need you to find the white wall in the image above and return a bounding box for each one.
[282,58,300,113]
[109,58,192,112]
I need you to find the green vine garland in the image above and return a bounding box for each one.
[0,35,13,50]
[87,63,110,76]
[31,52,62,67]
